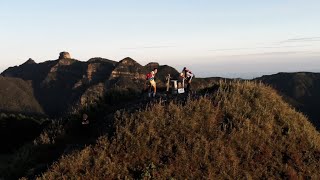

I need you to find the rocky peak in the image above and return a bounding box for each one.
[119,57,137,65]
[109,57,146,81]
[59,51,71,60]
[57,52,75,66]
[145,62,159,70]
[22,58,36,65]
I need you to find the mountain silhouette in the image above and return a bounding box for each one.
[1,54,320,179]
[1,54,320,132]
[1,53,180,117]
[2,53,320,132]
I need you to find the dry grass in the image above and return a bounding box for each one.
[30,81,320,179]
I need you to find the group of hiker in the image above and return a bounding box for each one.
[145,67,195,98]
[82,67,194,125]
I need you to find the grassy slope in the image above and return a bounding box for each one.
[36,81,320,179]
[0,76,43,114]
[257,72,320,130]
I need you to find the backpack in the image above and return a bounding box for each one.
[146,72,152,80]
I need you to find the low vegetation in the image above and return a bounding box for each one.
[34,81,320,179]
[0,113,47,153]
[257,72,320,130]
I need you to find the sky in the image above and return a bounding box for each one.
[0,0,320,78]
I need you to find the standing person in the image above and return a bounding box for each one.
[181,67,194,93]
[146,68,158,97]
[82,113,89,125]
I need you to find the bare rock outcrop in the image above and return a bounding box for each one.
[145,62,159,71]
[59,51,71,59]
[110,57,146,80]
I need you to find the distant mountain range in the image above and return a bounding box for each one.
[1,52,319,129]
[1,52,179,116]
[1,52,320,179]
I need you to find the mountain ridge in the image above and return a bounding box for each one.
[1,54,320,179]
[1,52,180,116]
[256,72,320,130]
[3,81,319,179]
[1,54,319,130]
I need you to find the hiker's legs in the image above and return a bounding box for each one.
[148,83,152,97]
[153,84,157,97]
[150,80,156,97]
[186,82,191,94]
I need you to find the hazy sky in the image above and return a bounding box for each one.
[0,0,320,78]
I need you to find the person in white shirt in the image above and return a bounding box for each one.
[181,67,194,93]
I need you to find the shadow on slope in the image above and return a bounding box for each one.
[0,76,44,115]
[0,113,48,153]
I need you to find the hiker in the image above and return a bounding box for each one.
[146,68,158,97]
[181,67,194,93]
[82,113,89,125]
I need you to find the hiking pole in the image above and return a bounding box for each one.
[166,74,171,92]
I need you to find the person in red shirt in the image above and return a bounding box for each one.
[146,68,158,97]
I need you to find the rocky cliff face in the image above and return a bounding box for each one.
[110,57,146,79]
[1,52,112,116]
[79,83,105,107]
[145,62,159,70]
[108,57,147,89]
[1,53,179,116]
[87,61,116,83]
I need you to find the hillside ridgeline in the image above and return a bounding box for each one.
[4,81,318,179]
